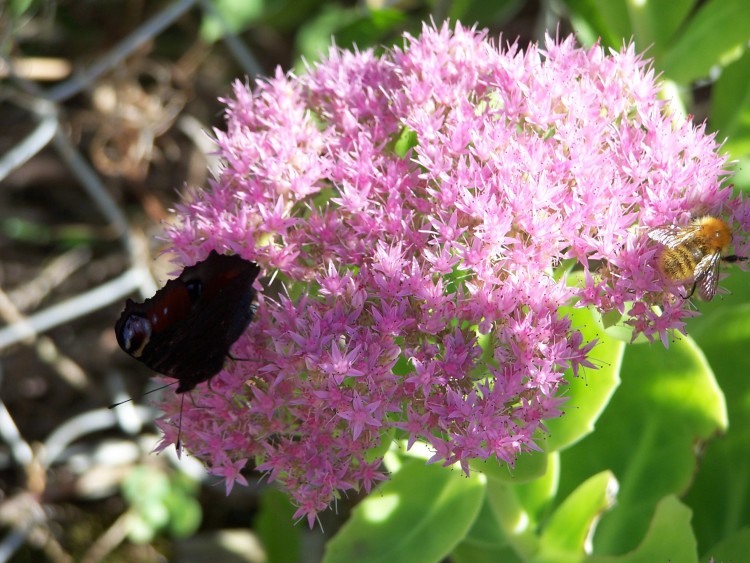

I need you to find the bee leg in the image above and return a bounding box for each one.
[682,282,697,300]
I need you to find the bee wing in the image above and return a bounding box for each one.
[648,224,701,249]
[695,252,722,301]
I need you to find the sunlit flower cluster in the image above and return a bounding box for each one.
[156,22,748,525]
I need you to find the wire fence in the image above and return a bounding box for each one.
[0,1,265,560]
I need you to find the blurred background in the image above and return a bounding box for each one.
[1,0,750,561]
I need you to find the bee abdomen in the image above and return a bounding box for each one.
[660,241,705,280]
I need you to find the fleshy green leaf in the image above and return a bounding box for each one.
[683,302,750,554]
[473,449,548,485]
[711,48,750,159]
[558,332,726,555]
[560,0,633,48]
[511,452,560,528]
[126,511,158,544]
[167,492,202,538]
[122,466,201,541]
[481,451,560,545]
[447,0,524,30]
[294,6,406,70]
[538,470,618,561]
[166,473,201,537]
[200,0,264,43]
[478,455,566,560]
[543,303,624,452]
[394,127,419,159]
[628,0,695,57]
[483,474,539,560]
[295,5,359,67]
[660,0,750,83]
[563,0,695,58]
[323,459,485,563]
[701,527,750,563]
[451,493,519,563]
[325,8,406,53]
[255,488,302,563]
[590,496,697,562]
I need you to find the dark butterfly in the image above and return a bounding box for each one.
[115,250,261,392]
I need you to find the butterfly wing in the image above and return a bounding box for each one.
[172,252,261,387]
[116,251,261,392]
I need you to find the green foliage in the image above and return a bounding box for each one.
[538,471,617,561]
[255,488,303,563]
[121,466,202,543]
[0,217,105,248]
[558,329,726,556]
[561,0,750,79]
[544,304,624,451]
[322,459,485,563]
[711,49,750,159]
[446,0,525,29]
[293,5,410,72]
[393,127,420,160]
[201,0,265,42]
[9,0,35,17]
[684,293,750,558]
[657,0,750,84]
[590,496,698,563]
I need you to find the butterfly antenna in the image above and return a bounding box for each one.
[107,381,179,409]
[227,352,262,363]
[267,267,279,287]
[175,393,185,460]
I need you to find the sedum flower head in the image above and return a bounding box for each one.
[156,22,749,525]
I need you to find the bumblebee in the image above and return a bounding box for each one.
[648,216,747,301]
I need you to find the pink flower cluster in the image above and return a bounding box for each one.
[157,22,748,525]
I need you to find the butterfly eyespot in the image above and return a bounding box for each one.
[119,315,151,357]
